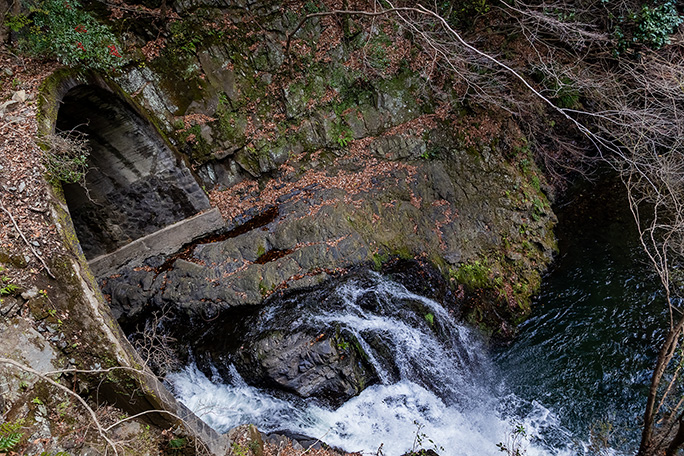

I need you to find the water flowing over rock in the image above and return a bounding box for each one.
[157,262,461,407]
[166,268,577,456]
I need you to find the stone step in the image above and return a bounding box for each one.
[88,208,225,277]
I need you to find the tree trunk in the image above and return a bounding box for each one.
[639,313,684,455]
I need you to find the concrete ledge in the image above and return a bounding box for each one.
[88,208,225,277]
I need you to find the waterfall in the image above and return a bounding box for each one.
[166,271,581,456]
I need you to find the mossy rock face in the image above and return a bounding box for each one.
[75,3,555,341]
[105,118,556,341]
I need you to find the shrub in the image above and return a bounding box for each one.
[634,0,683,49]
[7,0,126,71]
[614,0,683,53]
[41,130,90,185]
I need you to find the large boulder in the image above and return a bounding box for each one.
[234,329,374,403]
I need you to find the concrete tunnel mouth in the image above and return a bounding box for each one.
[55,84,224,275]
[40,80,232,454]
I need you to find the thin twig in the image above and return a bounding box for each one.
[0,357,118,455]
[0,200,55,279]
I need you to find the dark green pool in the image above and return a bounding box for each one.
[495,176,670,453]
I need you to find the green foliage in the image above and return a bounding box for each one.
[1,281,18,296]
[334,124,354,148]
[0,433,22,452]
[248,440,261,453]
[167,15,226,57]
[168,437,187,449]
[497,423,527,456]
[635,1,682,49]
[420,148,438,160]
[614,1,682,54]
[231,442,249,456]
[530,174,541,192]
[337,339,350,351]
[0,267,18,302]
[532,198,546,221]
[167,436,188,456]
[168,20,203,55]
[8,0,125,71]
[0,419,24,452]
[5,14,31,32]
[424,312,435,326]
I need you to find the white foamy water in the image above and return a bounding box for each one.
[166,272,583,456]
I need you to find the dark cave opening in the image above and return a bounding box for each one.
[55,85,211,259]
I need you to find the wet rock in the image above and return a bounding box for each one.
[402,450,440,456]
[233,329,375,404]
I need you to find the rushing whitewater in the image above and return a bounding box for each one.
[167,271,577,456]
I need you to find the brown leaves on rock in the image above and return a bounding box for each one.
[140,37,166,61]
[0,49,62,284]
[209,139,419,222]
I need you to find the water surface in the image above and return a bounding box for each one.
[495,177,668,452]
[167,177,667,455]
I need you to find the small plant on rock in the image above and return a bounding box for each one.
[497,422,528,456]
[0,419,24,453]
[424,313,435,326]
[0,267,19,303]
[336,128,353,148]
[405,420,444,455]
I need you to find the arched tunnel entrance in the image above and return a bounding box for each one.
[40,81,230,454]
[55,85,223,273]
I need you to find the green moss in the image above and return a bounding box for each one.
[181,124,213,163]
[37,68,89,134]
[424,312,435,326]
[453,260,493,290]
[393,246,414,261]
[372,251,390,271]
